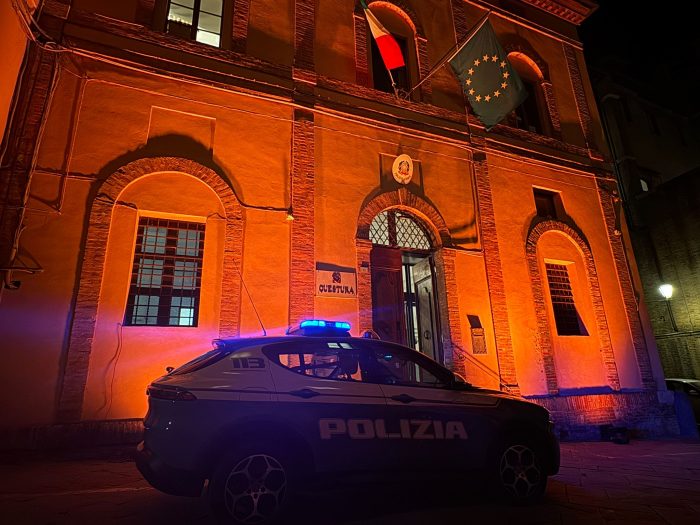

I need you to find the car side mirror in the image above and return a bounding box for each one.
[166,366,174,374]
[450,373,471,390]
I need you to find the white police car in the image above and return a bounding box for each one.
[136,320,559,524]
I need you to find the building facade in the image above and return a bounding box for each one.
[0,0,678,441]
[595,69,700,381]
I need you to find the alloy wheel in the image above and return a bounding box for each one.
[223,454,287,524]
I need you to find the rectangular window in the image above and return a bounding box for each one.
[545,263,586,336]
[533,189,559,219]
[166,0,222,47]
[125,217,205,327]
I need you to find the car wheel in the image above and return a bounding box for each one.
[210,448,291,525]
[493,437,547,505]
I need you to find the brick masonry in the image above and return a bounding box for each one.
[0,46,56,269]
[472,147,520,395]
[597,179,657,389]
[293,0,315,81]
[57,158,244,423]
[563,43,597,155]
[232,0,252,54]
[526,219,621,393]
[630,173,700,380]
[288,109,316,328]
[530,390,679,440]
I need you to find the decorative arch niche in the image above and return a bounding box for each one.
[500,37,562,139]
[57,157,244,422]
[526,220,620,394]
[353,0,431,101]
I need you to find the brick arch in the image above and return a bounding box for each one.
[500,37,561,139]
[354,0,425,37]
[356,188,451,248]
[501,36,549,80]
[353,0,431,100]
[355,189,463,372]
[526,220,620,394]
[57,157,244,422]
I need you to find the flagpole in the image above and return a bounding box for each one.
[405,10,491,98]
[387,69,400,98]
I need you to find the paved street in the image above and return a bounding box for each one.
[1,440,699,524]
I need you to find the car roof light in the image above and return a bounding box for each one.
[290,320,352,336]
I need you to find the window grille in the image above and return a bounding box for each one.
[369,210,431,250]
[545,263,585,336]
[125,217,205,327]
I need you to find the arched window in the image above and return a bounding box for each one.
[506,52,549,135]
[369,210,431,250]
[366,4,417,95]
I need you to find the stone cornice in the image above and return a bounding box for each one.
[520,0,598,26]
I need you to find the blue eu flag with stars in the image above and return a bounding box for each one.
[449,20,527,130]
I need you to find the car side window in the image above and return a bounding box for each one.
[269,342,363,382]
[360,344,451,388]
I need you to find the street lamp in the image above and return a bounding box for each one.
[659,284,678,331]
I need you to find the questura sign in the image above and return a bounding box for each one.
[319,418,468,440]
[316,269,357,298]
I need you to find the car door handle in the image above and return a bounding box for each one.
[289,388,321,399]
[390,394,416,404]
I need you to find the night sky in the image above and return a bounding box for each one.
[580,1,700,115]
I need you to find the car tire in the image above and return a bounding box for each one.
[209,444,294,525]
[491,434,548,505]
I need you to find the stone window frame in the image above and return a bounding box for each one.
[57,157,244,422]
[353,0,432,102]
[526,220,620,395]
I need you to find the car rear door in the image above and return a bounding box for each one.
[263,339,388,474]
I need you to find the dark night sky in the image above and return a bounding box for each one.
[579,1,700,115]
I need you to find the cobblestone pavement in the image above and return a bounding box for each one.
[1,440,699,524]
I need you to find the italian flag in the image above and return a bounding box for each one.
[361,0,405,70]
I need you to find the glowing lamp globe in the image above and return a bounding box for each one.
[659,284,673,300]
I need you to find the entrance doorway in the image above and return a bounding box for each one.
[369,209,442,362]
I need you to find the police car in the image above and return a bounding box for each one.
[136,320,559,524]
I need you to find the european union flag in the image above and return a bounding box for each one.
[449,20,527,130]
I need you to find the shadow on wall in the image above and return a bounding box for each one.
[96,134,244,202]
[358,185,478,246]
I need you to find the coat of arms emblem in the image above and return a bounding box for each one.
[392,154,413,184]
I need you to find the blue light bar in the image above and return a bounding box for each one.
[300,320,326,328]
[299,320,351,331]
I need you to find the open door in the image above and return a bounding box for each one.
[371,247,406,345]
[413,257,440,362]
